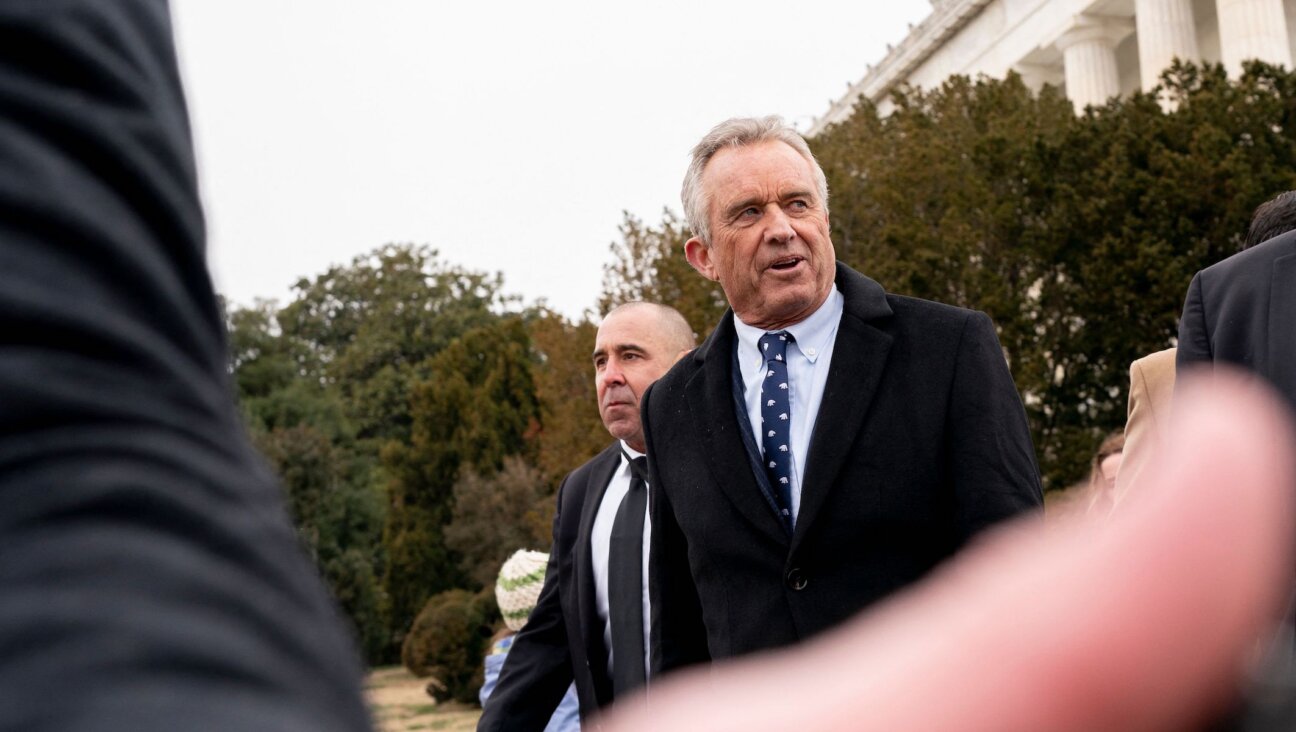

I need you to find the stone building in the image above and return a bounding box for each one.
[809,0,1296,131]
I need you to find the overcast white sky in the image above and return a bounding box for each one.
[171,1,932,321]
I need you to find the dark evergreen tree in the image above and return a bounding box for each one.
[812,62,1296,489]
[381,316,541,641]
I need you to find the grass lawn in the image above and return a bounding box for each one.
[366,666,481,732]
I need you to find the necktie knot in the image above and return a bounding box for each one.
[621,449,648,484]
[629,456,648,485]
[759,331,793,364]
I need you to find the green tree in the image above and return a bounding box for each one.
[382,316,541,639]
[815,73,1084,485]
[527,307,608,489]
[226,248,555,661]
[600,211,727,337]
[226,298,390,661]
[401,588,497,704]
[256,424,388,661]
[445,456,554,588]
[279,243,507,444]
[811,62,1296,489]
[226,298,297,404]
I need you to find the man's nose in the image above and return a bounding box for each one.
[602,358,627,385]
[763,205,795,244]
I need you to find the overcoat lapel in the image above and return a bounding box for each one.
[574,444,620,704]
[684,318,790,545]
[792,264,894,553]
[1268,251,1296,411]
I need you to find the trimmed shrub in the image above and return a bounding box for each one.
[401,588,499,704]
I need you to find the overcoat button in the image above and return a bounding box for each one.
[786,568,808,591]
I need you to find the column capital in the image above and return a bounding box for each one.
[1055,14,1135,52]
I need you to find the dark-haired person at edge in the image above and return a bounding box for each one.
[1178,189,1296,413]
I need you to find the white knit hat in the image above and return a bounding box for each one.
[496,549,549,632]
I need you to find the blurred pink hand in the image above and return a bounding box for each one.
[603,372,1296,732]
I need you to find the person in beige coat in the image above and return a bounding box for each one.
[1115,347,1177,505]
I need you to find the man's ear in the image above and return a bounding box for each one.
[684,237,717,281]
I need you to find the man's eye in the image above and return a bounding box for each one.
[740,207,760,218]
[788,200,809,210]
[623,353,640,360]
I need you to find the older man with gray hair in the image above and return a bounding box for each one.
[643,116,1043,673]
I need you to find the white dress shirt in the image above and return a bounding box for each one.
[733,285,844,524]
[589,441,652,683]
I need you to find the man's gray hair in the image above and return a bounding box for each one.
[680,115,830,245]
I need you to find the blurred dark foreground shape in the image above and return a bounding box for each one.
[0,1,372,729]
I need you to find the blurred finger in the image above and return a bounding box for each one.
[604,371,1296,732]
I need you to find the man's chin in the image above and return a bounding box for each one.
[739,289,824,328]
[602,418,640,443]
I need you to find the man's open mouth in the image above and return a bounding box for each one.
[769,256,804,272]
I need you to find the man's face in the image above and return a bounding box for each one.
[685,140,835,331]
[593,308,679,452]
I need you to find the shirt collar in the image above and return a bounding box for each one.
[618,440,645,468]
[618,441,646,482]
[732,284,843,364]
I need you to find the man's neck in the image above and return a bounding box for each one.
[734,288,834,332]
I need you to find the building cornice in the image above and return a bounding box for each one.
[807,0,994,135]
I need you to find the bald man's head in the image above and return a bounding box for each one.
[602,302,696,353]
[593,302,695,451]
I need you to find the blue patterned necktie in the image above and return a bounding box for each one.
[759,331,795,529]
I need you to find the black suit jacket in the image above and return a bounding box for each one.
[479,443,624,729]
[1177,230,1296,414]
[643,262,1042,670]
[0,1,371,730]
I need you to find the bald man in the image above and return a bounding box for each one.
[479,303,695,730]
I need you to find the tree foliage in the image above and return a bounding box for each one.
[599,211,727,337]
[445,456,554,589]
[280,243,507,443]
[527,308,608,488]
[812,62,1296,488]
[227,301,388,660]
[381,316,542,639]
[255,423,387,660]
[401,588,498,704]
[227,245,550,659]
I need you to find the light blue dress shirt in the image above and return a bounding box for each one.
[733,285,844,525]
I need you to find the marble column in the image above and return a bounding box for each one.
[1135,0,1200,90]
[1216,0,1292,76]
[1057,17,1132,112]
